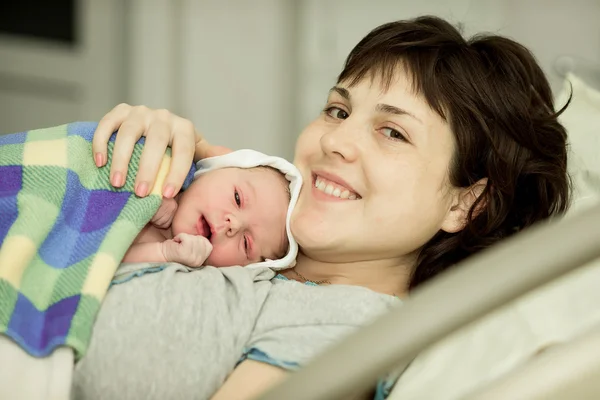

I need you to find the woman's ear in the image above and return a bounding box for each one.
[441,178,488,233]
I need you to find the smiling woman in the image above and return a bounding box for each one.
[290,69,461,277]
[70,15,571,400]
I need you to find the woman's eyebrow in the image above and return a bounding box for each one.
[330,86,422,125]
[329,86,351,100]
[376,103,423,124]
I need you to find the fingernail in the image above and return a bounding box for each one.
[112,172,124,187]
[95,153,104,167]
[135,182,148,197]
[163,184,175,198]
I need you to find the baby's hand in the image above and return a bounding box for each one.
[151,197,178,229]
[162,233,212,267]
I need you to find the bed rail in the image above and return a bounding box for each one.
[259,203,600,400]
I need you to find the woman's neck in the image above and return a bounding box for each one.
[283,251,415,297]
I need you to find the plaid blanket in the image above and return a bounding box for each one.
[0,121,194,359]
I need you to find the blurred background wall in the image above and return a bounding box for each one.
[0,0,598,160]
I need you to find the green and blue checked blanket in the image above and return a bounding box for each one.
[0,122,195,359]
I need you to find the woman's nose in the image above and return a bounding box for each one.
[320,121,360,163]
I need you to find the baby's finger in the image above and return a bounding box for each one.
[135,120,171,197]
[202,239,213,254]
[92,103,132,167]
[174,232,192,241]
[163,121,195,198]
[195,235,213,252]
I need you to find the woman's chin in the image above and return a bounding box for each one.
[293,225,339,254]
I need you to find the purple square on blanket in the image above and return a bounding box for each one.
[81,190,131,233]
[0,165,23,196]
[8,293,80,355]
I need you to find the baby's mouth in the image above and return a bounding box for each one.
[196,216,213,241]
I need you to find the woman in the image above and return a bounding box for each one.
[75,16,570,399]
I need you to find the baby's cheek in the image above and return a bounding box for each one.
[206,245,245,267]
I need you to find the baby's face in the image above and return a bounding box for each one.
[172,167,290,267]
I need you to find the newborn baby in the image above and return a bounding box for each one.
[123,150,301,268]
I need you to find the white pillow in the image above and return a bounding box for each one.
[556,73,600,217]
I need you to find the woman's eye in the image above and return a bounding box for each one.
[325,106,349,120]
[381,127,407,142]
[234,190,241,206]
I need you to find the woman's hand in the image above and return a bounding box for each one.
[92,103,231,198]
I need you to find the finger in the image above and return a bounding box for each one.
[135,120,171,197]
[196,236,213,251]
[175,233,191,240]
[208,145,233,157]
[92,103,132,167]
[163,119,195,198]
[197,235,212,245]
[109,105,153,187]
[110,119,144,188]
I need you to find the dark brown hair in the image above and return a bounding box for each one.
[337,16,571,290]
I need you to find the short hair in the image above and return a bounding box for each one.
[338,16,571,289]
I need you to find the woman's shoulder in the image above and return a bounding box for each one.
[241,274,402,374]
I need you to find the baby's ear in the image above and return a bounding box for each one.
[441,178,488,233]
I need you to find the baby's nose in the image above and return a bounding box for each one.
[225,215,242,237]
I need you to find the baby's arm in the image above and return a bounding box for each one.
[151,197,178,229]
[122,242,167,263]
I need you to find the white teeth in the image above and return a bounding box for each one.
[314,175,359,200]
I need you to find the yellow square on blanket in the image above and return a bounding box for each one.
[23,139,68,167]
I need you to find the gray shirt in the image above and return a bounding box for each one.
[72,263,401,400]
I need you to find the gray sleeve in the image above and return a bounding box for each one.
[242,278,401,370]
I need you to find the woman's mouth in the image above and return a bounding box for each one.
[313,173,361,200]
[196,216,213,241]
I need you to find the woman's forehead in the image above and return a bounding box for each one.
[338,62,422,95]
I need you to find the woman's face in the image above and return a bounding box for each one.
[292,69,464,265]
